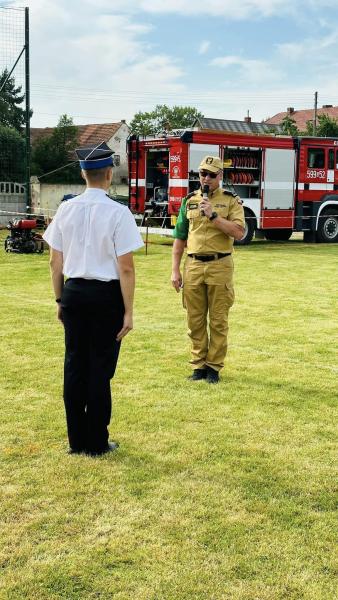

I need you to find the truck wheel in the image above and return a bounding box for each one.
[234,213,255,246]
[264,229,293,241]
[316,210,338,243]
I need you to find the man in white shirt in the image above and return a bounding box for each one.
[43,142,144,456]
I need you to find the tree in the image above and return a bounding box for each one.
[31,114,81,183]
[0,70,31,182]
[130,104,203,136]
[281,114,299,136]
[304,113,338,137]
[0,69,31,132]
[0,124,25,181]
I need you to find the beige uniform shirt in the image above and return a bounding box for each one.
[184,188,245,254]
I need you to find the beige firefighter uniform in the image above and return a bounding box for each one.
[173,186,245,372]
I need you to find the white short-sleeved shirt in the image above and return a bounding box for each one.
[43,188,144,281]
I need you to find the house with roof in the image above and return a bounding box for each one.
[264,105,338,131]
[31,120,130,184]
[30,121,130,216]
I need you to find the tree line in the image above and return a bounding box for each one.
[280,113,338,137]
[1,69,338,184]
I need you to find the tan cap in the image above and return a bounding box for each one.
[199,155,223,173]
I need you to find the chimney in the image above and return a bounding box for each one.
[287,107,295,115]
[322,105,333,109]
[121,119,126,123]
[244,110,251,123]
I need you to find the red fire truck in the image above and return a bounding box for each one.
[127,129,338,244]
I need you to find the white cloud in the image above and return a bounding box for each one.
[275,42,305,61]
[72,0,338,17]
[276,29,338,62]
[4,0,338,129]
[139,0,292,18]
[199,41,210,55]
[7,0,187,126]
[210,55,282,84]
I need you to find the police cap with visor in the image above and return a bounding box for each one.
[75,141,114,170]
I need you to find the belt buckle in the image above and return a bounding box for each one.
[203,255,216,261]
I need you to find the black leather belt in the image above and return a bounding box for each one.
[188,253,231,262]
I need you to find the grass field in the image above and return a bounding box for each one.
[0,232,337,600]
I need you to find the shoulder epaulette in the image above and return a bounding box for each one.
[185,190,198,200]
[106,194,127,206]
[223,189,237,198]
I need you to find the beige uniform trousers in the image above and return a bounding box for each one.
[183,255,234,372]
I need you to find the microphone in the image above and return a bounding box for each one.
[201,184,209,216]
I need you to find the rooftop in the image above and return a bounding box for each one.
[265,106,338,131]
[30,121,128,147]
[194,117,283,135]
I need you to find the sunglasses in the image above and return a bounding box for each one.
[199,170,219,179]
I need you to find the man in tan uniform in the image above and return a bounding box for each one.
[171,155,245,383]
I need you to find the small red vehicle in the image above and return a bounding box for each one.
[5,218,44,253]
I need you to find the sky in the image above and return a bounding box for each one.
[2,0,338,128]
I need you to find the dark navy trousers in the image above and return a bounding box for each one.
[61,278,124,454]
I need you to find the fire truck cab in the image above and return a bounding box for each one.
[128,130,338,244]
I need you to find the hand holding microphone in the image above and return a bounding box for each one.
[200,184,210,216]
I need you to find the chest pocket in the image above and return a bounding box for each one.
[186,207,200,220]
[216,203,230,219]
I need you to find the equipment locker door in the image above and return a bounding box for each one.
[263,149,296,210]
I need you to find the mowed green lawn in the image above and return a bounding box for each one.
[0,232,337,600]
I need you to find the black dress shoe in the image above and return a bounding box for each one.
[106,441,119,453]
[206,367,220,384]
[188,368,207,381]
[87,441,120,456]
[67,447,86,455]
